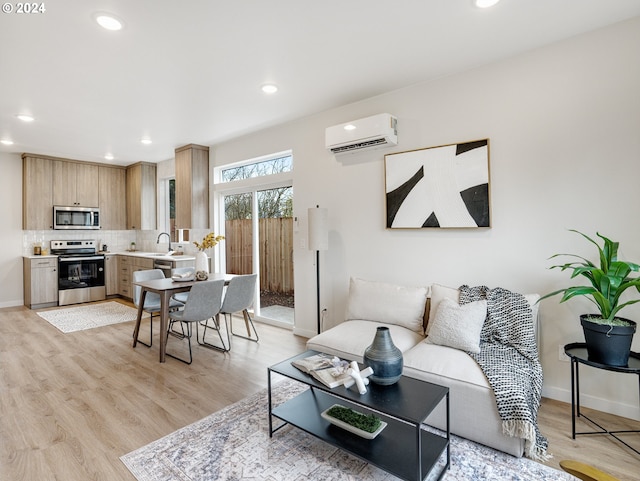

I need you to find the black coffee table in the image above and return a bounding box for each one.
[268,350,450,481]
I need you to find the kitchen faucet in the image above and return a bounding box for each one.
[156,232,172,252]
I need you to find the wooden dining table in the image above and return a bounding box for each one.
[132,273,236,362]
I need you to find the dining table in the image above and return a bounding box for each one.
[132,273,236,362]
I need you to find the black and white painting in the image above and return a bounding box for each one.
[385,139,490,228]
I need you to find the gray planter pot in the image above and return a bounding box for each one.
[580,314,636,367]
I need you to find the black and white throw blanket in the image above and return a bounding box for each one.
[459,285,550,461]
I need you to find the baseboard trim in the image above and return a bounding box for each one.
[543,385,639,420]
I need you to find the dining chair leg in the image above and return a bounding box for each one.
[230,309,259,342]
[197,316,230,352]
[134,314,154,348]
[165,321,193,364]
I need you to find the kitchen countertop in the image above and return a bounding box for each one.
[24,252,196,261]
[111,251,196,261]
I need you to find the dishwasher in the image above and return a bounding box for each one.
[153,259,173,277]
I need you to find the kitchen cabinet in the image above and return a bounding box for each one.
[23,154,127,231]
[22,155,54,230]
[117,255,154,299]
[175,144,209,229]
[99,166,127,230]
[52,160,99,207]
[104,254,119,296]
[118,255,132,298]
[126,162,157,230]
[23,257,58,309]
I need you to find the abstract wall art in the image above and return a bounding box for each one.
[385,139,490,228]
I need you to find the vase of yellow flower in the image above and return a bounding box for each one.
[193,233,224,275]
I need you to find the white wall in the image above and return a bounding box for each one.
[0,153,25,307]
[211,17,640,419]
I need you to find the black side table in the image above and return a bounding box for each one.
[564,342,640,455]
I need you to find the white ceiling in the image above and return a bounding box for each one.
[1,1,639,166]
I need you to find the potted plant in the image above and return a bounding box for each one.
[540,230,639,366]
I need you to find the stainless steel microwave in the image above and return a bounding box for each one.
[53,206,101,230]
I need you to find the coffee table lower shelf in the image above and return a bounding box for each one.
[271,388,448,481]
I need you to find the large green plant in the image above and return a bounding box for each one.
[540,230,640,322]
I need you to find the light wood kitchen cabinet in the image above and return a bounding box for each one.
[52,160,99,207]
[22,155,54,230]
[118,255,132,298]
[23,154,127,231]
[126,162,157,230]
[175,144,209,229]
[117,255,154,299]
[23,257,58,309]
[104,254,119,296]
[99,166,127,230]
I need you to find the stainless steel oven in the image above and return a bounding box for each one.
[51,240,106,306]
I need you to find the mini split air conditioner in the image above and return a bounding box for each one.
[325,113,398,155]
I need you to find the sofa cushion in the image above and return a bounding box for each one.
[426,298,486,353]
[403,342,490,388]
[306,320,425,362]
[345,278,428,334]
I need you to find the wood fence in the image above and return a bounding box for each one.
[225,218,294,294]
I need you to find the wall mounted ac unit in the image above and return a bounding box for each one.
[325,113,398,155]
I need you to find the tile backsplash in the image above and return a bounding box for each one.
[22,229,211,256]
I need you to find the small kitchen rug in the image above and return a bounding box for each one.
[121,381,577,481]
[37,301,148,333]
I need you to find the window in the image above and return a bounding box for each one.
[220,154,292,183]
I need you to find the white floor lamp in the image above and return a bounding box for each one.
[308,206,328,334]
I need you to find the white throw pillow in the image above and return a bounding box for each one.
[427,284,460,335]
[426,297,487,353]
[345,278,428,334]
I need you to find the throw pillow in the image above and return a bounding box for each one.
[345,277,428,334]
[427,284,460,335]
[426,297,487,353]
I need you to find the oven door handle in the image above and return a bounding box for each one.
[58,256,104,262]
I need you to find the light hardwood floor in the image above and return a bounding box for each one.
[1,302,638,480]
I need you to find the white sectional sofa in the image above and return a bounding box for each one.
[306,278,540,458]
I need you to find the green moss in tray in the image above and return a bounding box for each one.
[326,405,382,433]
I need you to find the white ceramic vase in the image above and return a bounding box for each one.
[195,251,209,273]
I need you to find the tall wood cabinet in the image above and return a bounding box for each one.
[52,160,99,207]
[126,162,157,230]
[99,166,127,230]
[22,155,54,230]
[104,254,119,296]
[175,144,209,229]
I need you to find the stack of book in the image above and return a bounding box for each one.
[291,353,351,388]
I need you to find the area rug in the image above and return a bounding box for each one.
[120,381,576,481]
[37,301,147,333]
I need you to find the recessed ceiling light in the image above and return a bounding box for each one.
[104,153,114,160]
[475,0,500,8]
[95,13,123,31]
[261,84,278,94]
[1,139,14,145]
[16,114,34,122]
[344,124,356,131]
[141,138,152,145]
